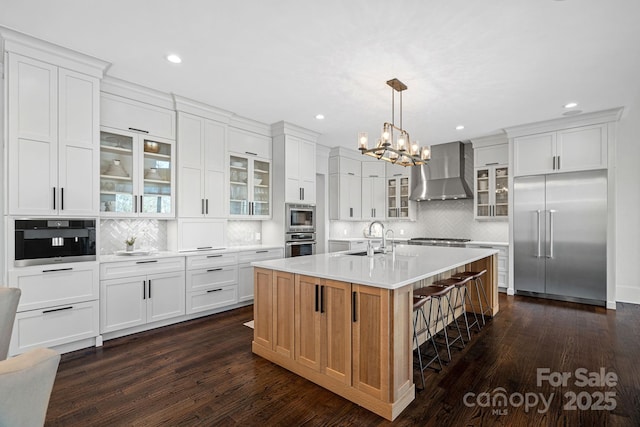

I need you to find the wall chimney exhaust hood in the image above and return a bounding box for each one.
[409,141,473,201]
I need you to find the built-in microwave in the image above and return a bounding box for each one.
[285,204,316,233]
[14,219,96,267]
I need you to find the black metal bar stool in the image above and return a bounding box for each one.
[414,284,464,363]
[412,295,443,390]
[432,276,481,342]
[452,269,491,326]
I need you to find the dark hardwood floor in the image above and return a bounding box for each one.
[45,294,640,426]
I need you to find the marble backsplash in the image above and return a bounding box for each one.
[100,219,168,254]
[329,199,508,242]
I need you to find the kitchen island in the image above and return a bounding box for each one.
[251,245,499,421]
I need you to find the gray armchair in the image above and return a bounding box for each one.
[0,347,61,427]
[0,287,21,360]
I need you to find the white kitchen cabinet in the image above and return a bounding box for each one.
[7,53,100,216]
[329,173,362,220]
[177,112,226,217]
[100,92,176,140]
[361,162,386,220]
[185,252,238,314]
[386,175,412,220]
[228,154,271,218]
[100,257,185,333]
[285,136,316,203]
[513,124,607,177]
[170,219,226,251]
[99,128,175,217]
[8,261,100,356]
[474,165,509,220]
[237,248,284,302]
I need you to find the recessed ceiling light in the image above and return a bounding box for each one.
[315,114,325,120]
[455,125,464,130]
[564,102,578,108]
[166,54,182,64]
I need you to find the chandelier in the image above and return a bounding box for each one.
[358,78,431,167]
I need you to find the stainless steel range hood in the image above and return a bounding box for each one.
[410,141,473,201]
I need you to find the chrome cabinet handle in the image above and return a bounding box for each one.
[536,209,541,258]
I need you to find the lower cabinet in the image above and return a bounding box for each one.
[8,262,100,356]
[467,243,509,290]
[252,268,413,420]
[100,257,185,333]
[185,252,238,314]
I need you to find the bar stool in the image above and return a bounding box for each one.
[414,284,464,363]
[432,276,481,342]
[452,269,491,326]
[413,295,443,390]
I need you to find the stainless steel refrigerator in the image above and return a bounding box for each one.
[513,170,607,305]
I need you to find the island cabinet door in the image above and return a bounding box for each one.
[253,268,274,350]
[295,275,322,371]
[351,284,391,401]
[322,279,352,385]
[272,271,295,359]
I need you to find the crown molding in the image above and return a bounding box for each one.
[270,121,320,142]
[0,25,109,78]
[173,94,234,124]
[101,76,175,110]
[470,132,508,149]
[229,115,271,137]
[504,108,624,138]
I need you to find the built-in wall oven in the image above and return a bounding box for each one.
[14,219,96,267]
[286,204,315,233]
[285,232,316,258]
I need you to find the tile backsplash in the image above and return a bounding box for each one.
[227,221,262,246]
[100,219,167,254]
[330,199,508,242]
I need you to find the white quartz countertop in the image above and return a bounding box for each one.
[99,245,284,263]
[252,245,498,290]
[467,241,508,247]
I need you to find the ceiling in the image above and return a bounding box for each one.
[2,0,640,149]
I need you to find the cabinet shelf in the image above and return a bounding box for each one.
[101,174,132,181]
[143,152,171,160]
[254,168,269,174]
[230,181,247,186]
[230,165,246,171]
[101,145,133,155]
[144,178,171,184]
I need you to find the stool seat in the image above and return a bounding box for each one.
[415,284,454,298]
[433,276,472,287]
[452,269,487,280]
[413,296,429,310]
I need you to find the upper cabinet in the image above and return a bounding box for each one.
[285,136,316,203]
[99,129,175,217]
[361,162,386,220]
[177,112,227,218]
[228,127,272,219]
[513,124,607,177]
[329,152,362,220]
[471,135,509,220]
[385,164,416,221]
[101,93,175,140]
[6,48,105,216]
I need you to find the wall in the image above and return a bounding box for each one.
[330,199,508,242]
[615,91,640,304]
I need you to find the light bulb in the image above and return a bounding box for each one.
[421,146,431,160]
[358,132,368,149]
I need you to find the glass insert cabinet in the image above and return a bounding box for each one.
[475,165,508,219]
[100,129,175,217]
[387,176,410,219]
[229,154,271,218]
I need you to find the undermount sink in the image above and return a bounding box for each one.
[346,250,384,256]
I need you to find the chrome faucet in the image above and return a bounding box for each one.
[368,221,386,253]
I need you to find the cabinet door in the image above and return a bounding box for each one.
[273,271,295,359]
[178,113,205,217]
[101,93,175,139]
[100,276,147,333]
[252,159,271,217]
[204,120,227,217]
[141,138,174,216]
[475,167,491,218]
[343,174,362,219]
[238,265,254,302]
[322,279,351,385]
[513,132,556,176]
[8,54,58,215]
[493,166,509,217]
[361,177,375,220]
[299,139,316,203]
[352,284,390,400]
[229,155,250,216]
[58,68,100,215]
[147,271,186,323]
[295,275,322,372]
[253,268,274,350]
[556,124,607,172]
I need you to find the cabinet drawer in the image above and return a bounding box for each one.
[10,300,99,355]
[187,252,238,269]
[9,263,99,312]
[187,284,238,314]
[498,255,507,272]
[101,93,175,139]
[100,257,185,280]
[186,266,238,291]
[237,248,283,264]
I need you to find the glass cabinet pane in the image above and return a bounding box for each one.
[230,155,249,215]
[141,139,172,214]
[476,168,490,217]
[494,166,508,216]
[100,131,135,214]
[253,159,270,216]
[399,177,409,218]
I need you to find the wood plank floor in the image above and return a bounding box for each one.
[45,294,640,426]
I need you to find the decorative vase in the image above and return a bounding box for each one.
[126,244,134,252]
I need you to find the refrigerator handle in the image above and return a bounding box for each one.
[548,209,556,258]
[536,209,541,258]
